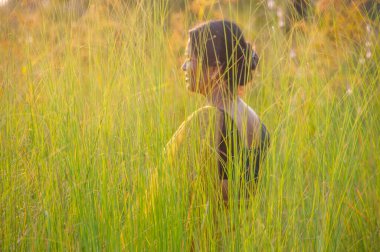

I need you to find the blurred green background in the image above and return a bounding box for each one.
[1,0,379,250]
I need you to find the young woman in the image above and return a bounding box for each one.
[142,21,270,249]
[167,20,270,202]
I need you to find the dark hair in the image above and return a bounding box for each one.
[189,20,259,90]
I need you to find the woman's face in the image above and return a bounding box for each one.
[182,39,216,95]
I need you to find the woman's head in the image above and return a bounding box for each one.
[182,20,259,95]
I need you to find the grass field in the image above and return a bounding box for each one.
[1,0,379,250]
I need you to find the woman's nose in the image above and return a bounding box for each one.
[181,61,187,71]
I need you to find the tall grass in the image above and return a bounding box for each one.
[1,0,379,250]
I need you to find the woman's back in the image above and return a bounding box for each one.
[165,105,269,184]
[216,108,270,183]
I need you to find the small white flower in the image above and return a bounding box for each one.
[346,87,353,95]
[366,50,372,59]
[290,48,296,59]
[277,8,283,18]
[365,41,371,48]
[0,0,10,7]
[279,19,285,28]
[366,24,371,33]
[268,0,275,10]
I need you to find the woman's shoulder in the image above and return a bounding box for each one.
[164,105,223,160]
[186,105,223,121]
[170,106,221,135]
[190,106,225,131]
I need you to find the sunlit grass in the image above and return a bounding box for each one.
[1,0,379,250]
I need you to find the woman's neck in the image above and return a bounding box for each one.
[207,84,240,115]
[206,84,261,148]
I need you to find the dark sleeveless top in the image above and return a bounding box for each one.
[216,109,270,182]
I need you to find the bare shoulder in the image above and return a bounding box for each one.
[183,106,225,143]
[165,105,223,159]
[194,106,225,131]
[187,105,221,121]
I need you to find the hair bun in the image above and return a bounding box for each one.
[247,43,259,70]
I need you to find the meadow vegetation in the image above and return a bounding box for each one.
[1,0,379,250]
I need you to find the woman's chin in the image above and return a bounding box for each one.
[186,81,204,94]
